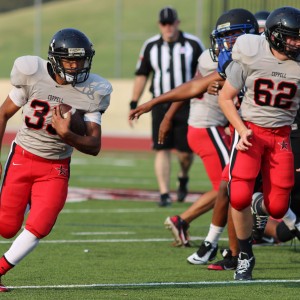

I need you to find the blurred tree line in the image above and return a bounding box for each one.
[0,0,56,13]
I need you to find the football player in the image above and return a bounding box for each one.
[164,47,230,247]
[165,9,259,268]
[128,6,258,118]
[254,10,270,33]
[130,9,259,269]
[0,28,112,292]
[218,6,300,280]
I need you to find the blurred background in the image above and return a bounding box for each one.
[0,0,298,143]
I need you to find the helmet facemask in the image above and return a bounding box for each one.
[49,55,93,86]
[268,28,300,62]
[217,23,256,49]
[265,7,300,62]
[48,28,95,86]
[210,25,252,62]
[209,9,259,63]
[209,30,219,62]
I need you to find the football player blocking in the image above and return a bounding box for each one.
[0,28,112,292]
[218,7,300,280]
[131,7,257,269]
[163,9,259,271]
[130,6,300,281]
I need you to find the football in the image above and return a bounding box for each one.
[59,103,86,136]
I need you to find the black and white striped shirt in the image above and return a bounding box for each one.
[135,31,205,97]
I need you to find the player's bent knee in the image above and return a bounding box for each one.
[268,204,289,219]
[0,225,20,239]
[229,186,252,211]
[266,190,291,219]
[228,178,255,210]
[230,195,250,211]
[25,225,52,239]
[270,211,286,220]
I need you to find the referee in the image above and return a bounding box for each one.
[129,6,205,206]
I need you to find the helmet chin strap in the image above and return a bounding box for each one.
[64,73,75,84]
[59,71,87,85]
[57,71,74,85]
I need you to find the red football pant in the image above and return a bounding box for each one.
[221,164,230,183]
[229,122,294,219]
[187,125,230,190]
[0,144,70,239]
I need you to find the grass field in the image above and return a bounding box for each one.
[0,149,299,299]
[0,0,211,79]
[68,149,212,191]
[0,0,297,79]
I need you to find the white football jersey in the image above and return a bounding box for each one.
[226,34,300,128]
[9,56,112,159]
[188,49,228,128]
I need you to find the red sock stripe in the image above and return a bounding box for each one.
[0,256,14,276]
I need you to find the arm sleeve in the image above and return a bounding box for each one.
[8,86,27,107]
[84,111,102,125]
[98,94,111,114]
[225,61,246,91]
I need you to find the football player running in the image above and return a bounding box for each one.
[163,9,260,269]
[163,8,258,252]
[0,28,112,292]
[218,6,300,280]
[130,9,259,270]
[253,107,300,245]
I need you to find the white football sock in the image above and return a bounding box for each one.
[282,208,297,230]
[4,229,40,265]
[205,224,224,247]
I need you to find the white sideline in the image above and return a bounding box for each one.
[7,279,300,290]
[0,237,229,244]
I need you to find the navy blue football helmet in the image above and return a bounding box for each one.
[210,8,259,62]
[254,10,270,32]
[48,28,95,85]
[265,6,300,62]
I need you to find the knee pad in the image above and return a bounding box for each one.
[276,221,295,242]
[0,223,20,239]
[266,193,290,219]
[229,181,253,211]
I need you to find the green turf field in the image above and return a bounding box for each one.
[0,149,299,299]
[69,149,212,192]
[0,0,297,79]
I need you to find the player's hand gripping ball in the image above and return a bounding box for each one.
[59,104,86,136]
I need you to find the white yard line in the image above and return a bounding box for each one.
[0,237,228,244]
[71,231,136,235]
[62,208,159,213]
[8,279,300,290]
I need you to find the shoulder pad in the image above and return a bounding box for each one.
[84,74,112,113]
[232,34,264,64]
[10,56,45,86]
[198,49,217,75]
[98,94,111,114]
[89,74,113,96]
